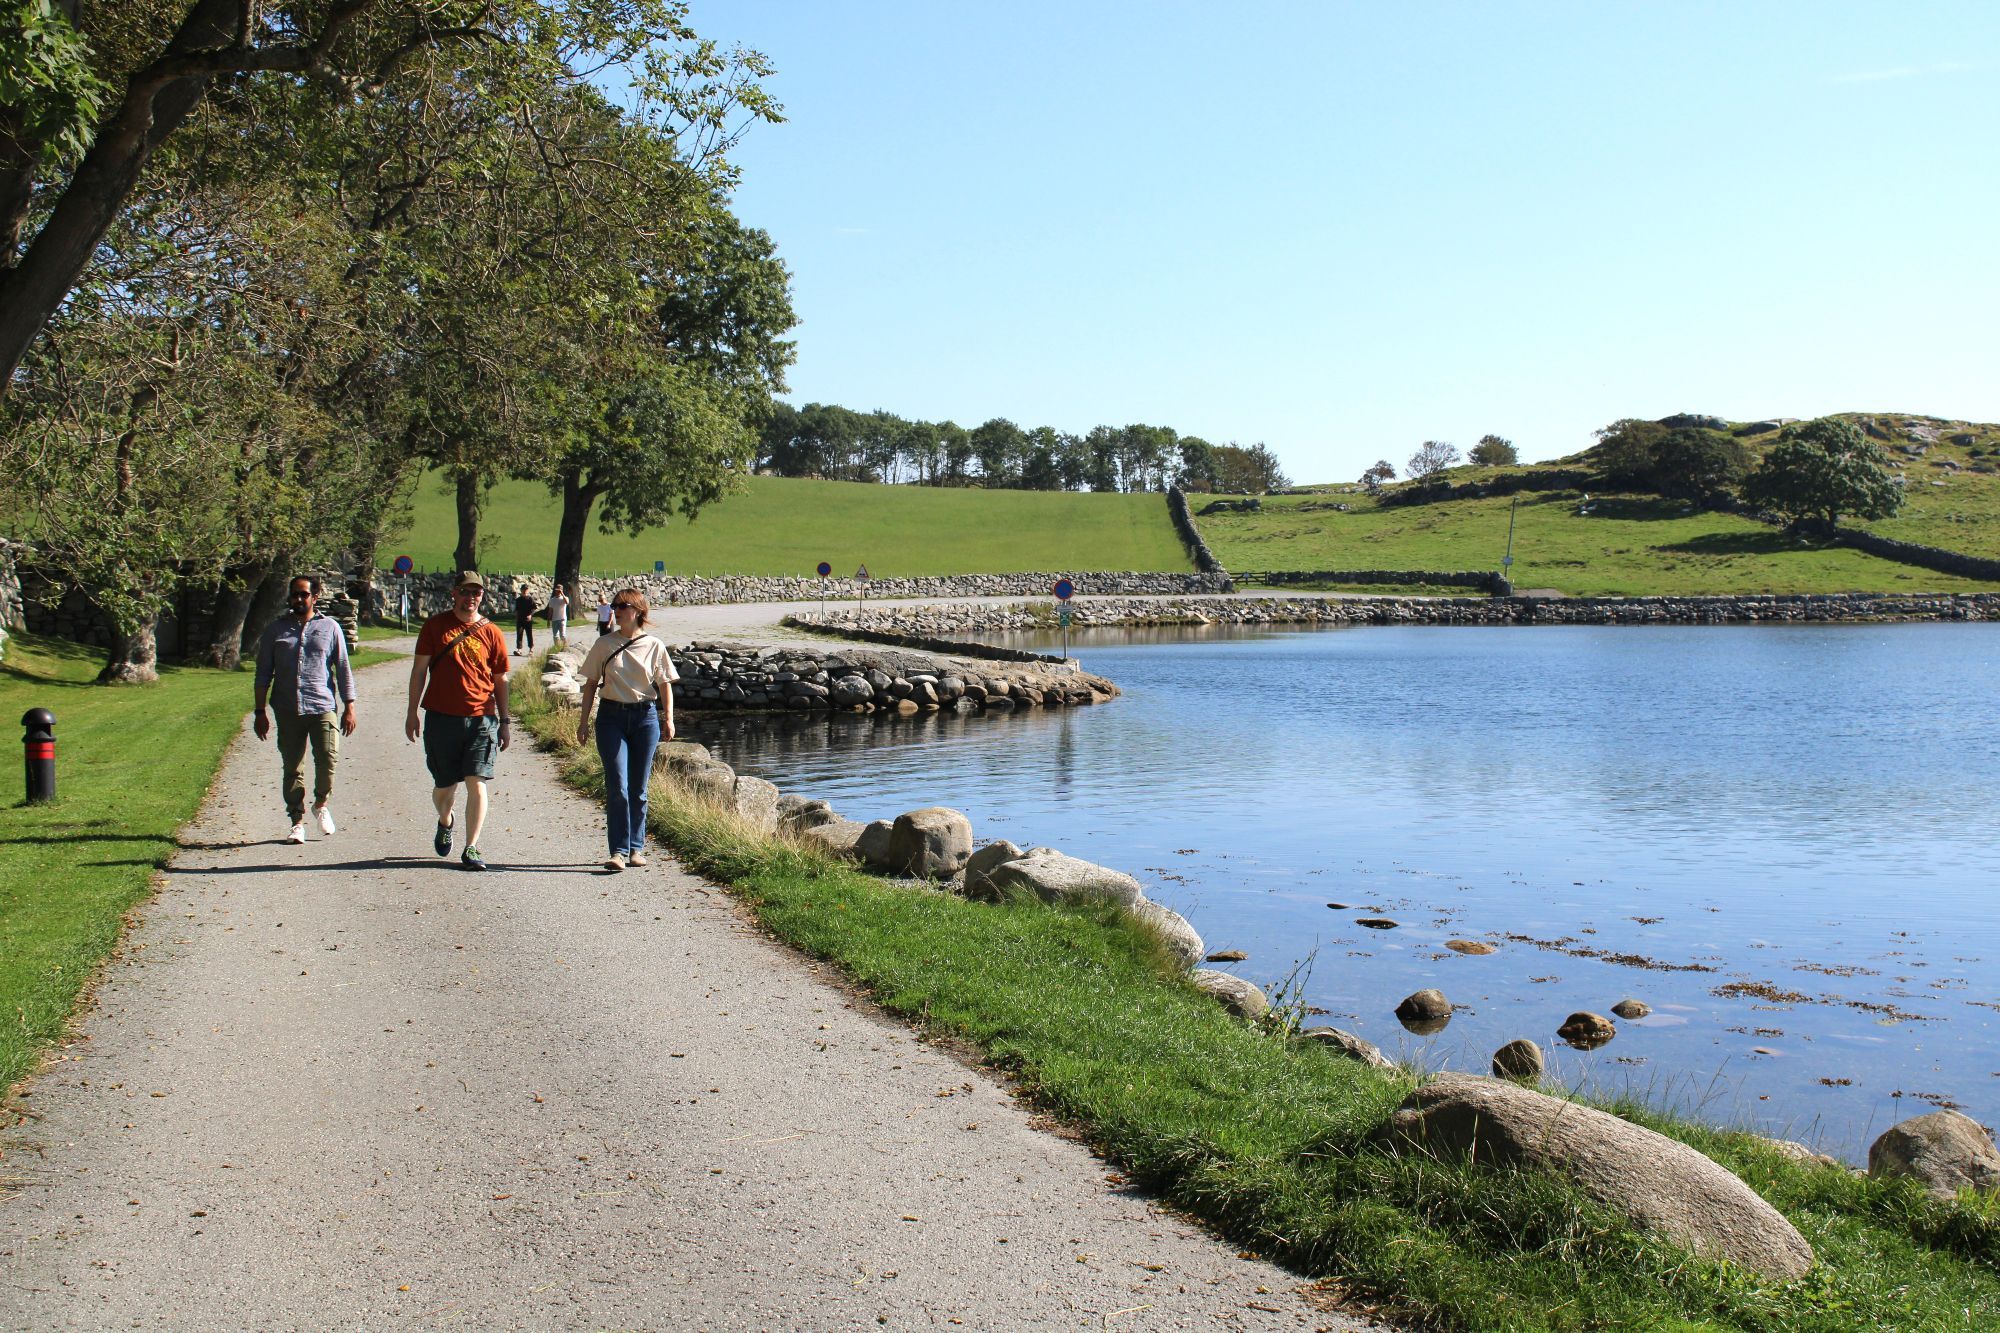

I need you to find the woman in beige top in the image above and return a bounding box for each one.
[575,590,679,870]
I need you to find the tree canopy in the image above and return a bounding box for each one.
[1740,418,1903,531]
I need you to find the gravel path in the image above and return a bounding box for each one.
[0,643,1379,1330]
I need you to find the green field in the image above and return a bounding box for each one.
[1202,488,2000,597]
[392,473,1194,578]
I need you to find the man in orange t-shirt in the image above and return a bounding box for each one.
[405,570,513,870]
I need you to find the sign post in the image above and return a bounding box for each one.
[1500,496,1519,595]
[392,555,414,630]
[1053,578,1075,658]
[817,561,832,619]
[855,564,870,612]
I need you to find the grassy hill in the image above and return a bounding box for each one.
[1195,412,2000,598]
[390,473,1194,578]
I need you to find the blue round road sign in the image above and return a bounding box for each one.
[1053,579,1074,600]
[817,561,832,577]
[392,555,413,575]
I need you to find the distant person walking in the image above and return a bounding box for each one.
[406,571,513,871]
[575,590,678,871]
[512,588,538,656]
[595,596,614,636]
[253,575,358,844]
[546,585,570,647]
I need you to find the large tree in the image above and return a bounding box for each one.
[1740,417,1902,532]
[0,1,776,396]
[545,200,795,592]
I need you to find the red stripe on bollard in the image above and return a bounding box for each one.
[26,743,53,759]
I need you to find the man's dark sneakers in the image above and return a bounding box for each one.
[434,817,454,858]
[461,846,487,872]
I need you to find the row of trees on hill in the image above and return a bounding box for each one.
[756,403,1291,494]
[0,2,794,680]
[1356,434,1518,490]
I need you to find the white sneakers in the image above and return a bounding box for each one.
[627,850,648,867]
[286,807,335,843]
[605,852,627,872]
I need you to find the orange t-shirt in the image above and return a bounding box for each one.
[414,613,511,716]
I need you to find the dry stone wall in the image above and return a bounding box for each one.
[799,591,2000,636]
[367,569,1230,622]
[663,640,1117,714]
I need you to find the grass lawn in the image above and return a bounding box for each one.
[0,632,396,1093]
[389,472,1193,578]
[1207,489,2000,597]
[515,671,2000,1331]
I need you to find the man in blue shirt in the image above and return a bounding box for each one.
[253,575,359,844]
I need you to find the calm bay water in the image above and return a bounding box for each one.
[682,623,2000,1161]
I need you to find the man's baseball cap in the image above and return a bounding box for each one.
[452,570,485,589]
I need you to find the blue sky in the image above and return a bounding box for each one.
[680,2,1997,482]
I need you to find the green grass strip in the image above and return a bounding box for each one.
[516,670,2000,1330]
[0,631,395,1093]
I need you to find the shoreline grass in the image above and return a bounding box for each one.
[514,668,2000,1330]
[0,632,395,1094]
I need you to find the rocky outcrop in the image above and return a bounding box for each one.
[1867,1110,2000,1199]
[1374,1073,1815,1280]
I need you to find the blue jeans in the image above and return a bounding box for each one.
[595,701,660,855]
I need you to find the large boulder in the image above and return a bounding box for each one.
[1396,989,1452,1022]
[1491,1039,1545,1082]
[1190,969,1269,1022]
[729,776,780,834]
[778,798,840,835]
[800,818,868,858]
[1373,1073,1815,1280]
[855,819,896,869]
[974,848,1143,909]
[884,807,974,878]
[1867,1110,2000,1199]
[961,840,1025,897]
[830,674,874,707]
[654,740,713,774]
[1129,899,1204,970]
[673,759,737,803]
[1300,1027,1393,1070]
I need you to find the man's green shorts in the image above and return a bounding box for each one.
[422,712,500,787]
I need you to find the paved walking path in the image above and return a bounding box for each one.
[1,644,1376,1330]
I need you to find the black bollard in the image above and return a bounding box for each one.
[22,707,55,803]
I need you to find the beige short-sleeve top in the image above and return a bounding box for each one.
[579,631,679,704]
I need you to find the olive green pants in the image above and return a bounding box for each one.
[276,711,340,822]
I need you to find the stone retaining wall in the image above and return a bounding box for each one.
[799,591,2000,635]
[368,568,1231,622]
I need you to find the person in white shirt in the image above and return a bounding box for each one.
[574,590,678,870]
[546,585,570,646]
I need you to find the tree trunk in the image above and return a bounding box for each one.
[553,468,606,601]
[240,563,289,655]
[201,557,272,670]
[0,0,240,393]
[453,472,480,573]
[99,620,159,684]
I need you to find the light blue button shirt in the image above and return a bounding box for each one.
[254,614,355,716]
